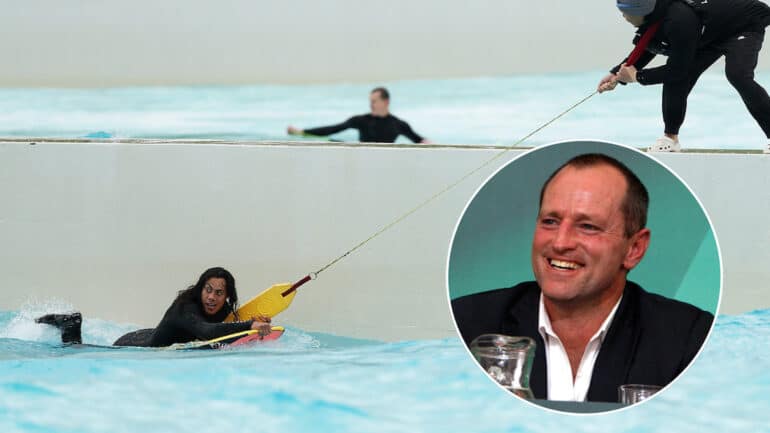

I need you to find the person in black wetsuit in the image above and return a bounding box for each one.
[598,0,770,154]
[287,87,430,143]
[35,267,272,347]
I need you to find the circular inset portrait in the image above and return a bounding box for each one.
[447,140,721,414]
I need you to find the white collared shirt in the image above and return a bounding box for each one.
[537,294,622,402]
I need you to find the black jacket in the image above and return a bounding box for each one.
[612,0,770,84]
[451,281,714,402]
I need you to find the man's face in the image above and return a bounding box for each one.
[369,91,389,116]
[531,164,647,307]
[201,277,227,316]
[622,12,645,27]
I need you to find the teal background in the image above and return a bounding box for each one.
[448,141,721,314]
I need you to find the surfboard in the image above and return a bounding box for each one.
[224,283,297,322]
[167,326,285,350]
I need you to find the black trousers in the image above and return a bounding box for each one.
[663,30,770,137]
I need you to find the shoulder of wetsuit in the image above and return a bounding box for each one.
[677,0,708,13]
[347,114,368,125]
[647,0,678,22]
[386,114,404,124]
[174,298,206,320]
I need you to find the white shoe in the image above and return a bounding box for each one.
[647,136,681,152]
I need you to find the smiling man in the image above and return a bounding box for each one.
[451,153,714,403]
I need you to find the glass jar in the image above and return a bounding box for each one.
[469,334,536,399]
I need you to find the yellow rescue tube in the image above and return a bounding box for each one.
[224,283,297,322]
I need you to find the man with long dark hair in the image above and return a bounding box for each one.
[36,267,271,347]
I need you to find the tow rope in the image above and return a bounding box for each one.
[281,90,600,297]
[281,24,664,299]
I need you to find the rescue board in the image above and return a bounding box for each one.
[167,326,284,350]
[224,283,297,322]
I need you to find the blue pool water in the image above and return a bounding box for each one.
[0,70,767,150]
[1,303,768,433]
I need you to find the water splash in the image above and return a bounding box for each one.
[0,298,76,343]
[1,306,768,432]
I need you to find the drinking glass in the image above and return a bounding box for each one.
[618,384,663,404]
[469,334,536,399]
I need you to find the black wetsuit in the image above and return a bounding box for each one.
[611,0,770,136]
[303,114,424,143]
[113,299,253,347]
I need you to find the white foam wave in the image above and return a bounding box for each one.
[0,297,76,343]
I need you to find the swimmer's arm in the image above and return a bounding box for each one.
[190,319,254,341]
[399,120,427,144]
[288,117,356,137]
[250,316,272,336]
[177,304,254,340]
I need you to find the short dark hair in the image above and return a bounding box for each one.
[538,153,649,237]
[371,87,390,100]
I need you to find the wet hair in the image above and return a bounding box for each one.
[172,266,240,322]
[371,87,390,101]
[538,153,649,237]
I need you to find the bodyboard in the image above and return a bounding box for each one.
[167,326,284,350]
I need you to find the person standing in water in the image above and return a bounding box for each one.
[36,267,272,346]
[287,87,430,144]
[599,0,770,153]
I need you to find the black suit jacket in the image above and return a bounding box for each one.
[451,281,714,402]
